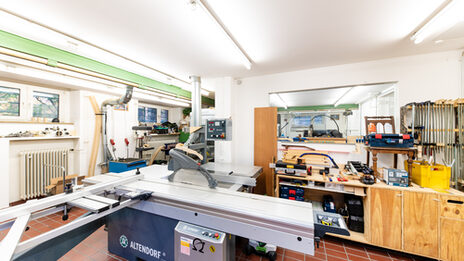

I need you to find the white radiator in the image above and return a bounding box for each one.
[20,149,70,200]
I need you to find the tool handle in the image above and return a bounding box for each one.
[124,138,129,146]
[299,152,339,169]
[110,139,115,146]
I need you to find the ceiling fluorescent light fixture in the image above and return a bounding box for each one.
[195,0,252,70]
[201,89,210,96]
[0,9,194,89]
[379,86,395,96]
[0,58,192,106]
[0,48,193,102]
[0,62,116,91]
[275,93,288,109]
[133,91,190,107]
[411,0,463,44]
[159,98,190,107]
[334,87,354,107]
[358,92,381,105]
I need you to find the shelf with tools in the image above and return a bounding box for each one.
[275,171,464,259]
[278,180,357,195]
[400,99,464,189]
[272,143,464,259]
[275,174,367,196]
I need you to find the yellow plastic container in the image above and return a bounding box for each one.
[405,160,451,190]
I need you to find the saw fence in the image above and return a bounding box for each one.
[401,99,464,190]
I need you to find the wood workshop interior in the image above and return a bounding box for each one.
[1,1,464,261]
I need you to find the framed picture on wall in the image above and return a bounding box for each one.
[114,104,128,111]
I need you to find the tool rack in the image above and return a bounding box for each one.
[400,99,464,190]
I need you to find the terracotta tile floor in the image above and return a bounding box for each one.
[0,207,436,261]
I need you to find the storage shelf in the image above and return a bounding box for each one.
[3,136,79,141]
[279,181,355,195]
[0,120,74,125]
[148,133,180,137]
[276,173,368,187]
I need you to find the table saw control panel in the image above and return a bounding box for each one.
[206,119,232,141]
[175,222,228,261]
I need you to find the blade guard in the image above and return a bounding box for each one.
[167,149,218,189]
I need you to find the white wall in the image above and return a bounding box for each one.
[0,77,182,188]
[203,77,234,163]
[212,50,463,166]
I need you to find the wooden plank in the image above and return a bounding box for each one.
[440,218,464,261]
[369,188,402,250]
[254,107,277,196]
[328,231,368,244]
[148,145,164,166]
[364,189,371,242]
[46,176,86,195]
[88,96,102,177]
[403,191,439,258]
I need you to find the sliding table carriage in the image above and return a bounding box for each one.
[0,149,349,261]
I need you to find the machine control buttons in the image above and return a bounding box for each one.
[200,231,221,239]
[206,119,231,141]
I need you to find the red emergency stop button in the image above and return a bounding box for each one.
[214,233,219,238]
[220,133,225,138]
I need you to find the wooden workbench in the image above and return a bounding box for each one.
[275,173,464,260]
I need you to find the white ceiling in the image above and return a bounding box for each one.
[270,83,395,107]
[0,0,463,83]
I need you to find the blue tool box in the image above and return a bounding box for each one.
[109,158,147,173]
[365,133,414,148]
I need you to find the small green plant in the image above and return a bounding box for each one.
[182,108,192,118]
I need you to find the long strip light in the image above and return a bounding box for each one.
[0,9,212,94]
[410,0,463,44]
[0,49,178,101]
[195,0,253,70]
[0,55,191,107]
[0,46,194,104]
[275,93,288,109]
[334,87,354,107]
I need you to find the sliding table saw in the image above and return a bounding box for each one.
[0,149,348,261]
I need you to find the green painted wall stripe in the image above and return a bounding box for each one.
[0,30,215,106]
[277,104,359,111]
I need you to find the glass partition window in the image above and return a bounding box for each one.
[33,91,59,119]
[272,83,397,142]
[138,106,157,123]
[280,111,348,138]
[161,109,169,123]
[0,86,20,116]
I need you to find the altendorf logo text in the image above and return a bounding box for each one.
[119,234,163,259]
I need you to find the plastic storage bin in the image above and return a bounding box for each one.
[405,160,451,190]
[280,185,305,201]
